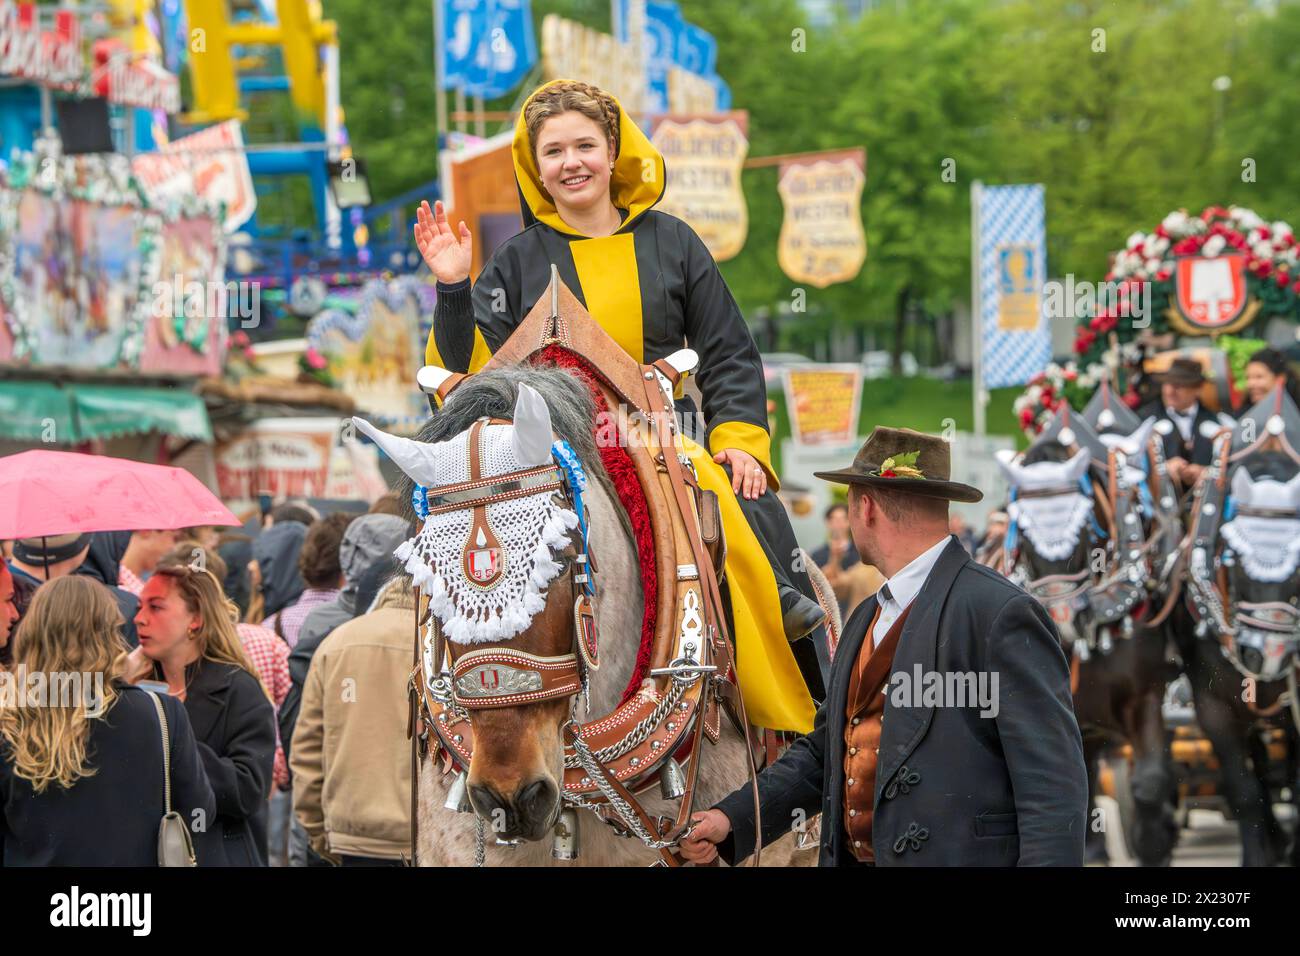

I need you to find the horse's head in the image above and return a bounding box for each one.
[998,444,1096,643]
[357,367,605,841]
[1218,454,1300,680]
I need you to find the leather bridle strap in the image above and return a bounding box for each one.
[450,648,582,709]
[640,370,764,866]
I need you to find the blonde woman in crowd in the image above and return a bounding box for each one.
[128,563,275,866]
[1,576,214,865]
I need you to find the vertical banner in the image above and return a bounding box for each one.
[975,183,1049,390]
[777,148,867,288]
[439,0,537,98]
[650,113,749,261]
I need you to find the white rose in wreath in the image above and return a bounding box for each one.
[1126,232,1146,251]
[1162,211,1190,236]
[1272,221,1292,240]
[1233,207,1264,231]
[1253,240,1274,260]
[1202,235,1226,258]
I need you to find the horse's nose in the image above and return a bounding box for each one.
[468,778,559,841]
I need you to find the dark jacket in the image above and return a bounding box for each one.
[74,532,141,647]
[253,521,307,618]
[1,683,215,865]
[1139,400,1218,467]
[163,658,275,866]
[714,537,1088,866]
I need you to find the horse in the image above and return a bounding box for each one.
[362,365,827,866]
[1172,426,1300,867]
[995,418,1179,866]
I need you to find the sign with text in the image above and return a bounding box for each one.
[650,114,748,261]
[782,364,863,447]
[777,149,867,288]
[133,120,257,232]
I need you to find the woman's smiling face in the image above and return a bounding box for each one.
[535,111,614,215]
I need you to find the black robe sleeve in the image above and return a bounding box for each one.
[678,223,777,486]
[426,251,522,374]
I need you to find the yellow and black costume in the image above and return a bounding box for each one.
[425,82,820,732]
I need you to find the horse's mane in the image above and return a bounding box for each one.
[1022,440,1073,466]
[398,366,624,534]
[1237,449,1300,483]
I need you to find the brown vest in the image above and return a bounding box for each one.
[842,603,912,863]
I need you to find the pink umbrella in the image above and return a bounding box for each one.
[0,450,240,540]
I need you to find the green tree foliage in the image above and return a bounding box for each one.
[319,0,1300,359]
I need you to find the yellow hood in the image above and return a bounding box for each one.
[512,80,667,237]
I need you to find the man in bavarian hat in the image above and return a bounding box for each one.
[680,427,1088,866]
[1139,356,1218,490]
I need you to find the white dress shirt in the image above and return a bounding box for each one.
[871,534,953,647]
[1166,402,1199,444]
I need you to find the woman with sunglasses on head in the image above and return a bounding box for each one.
[128,563,275,866]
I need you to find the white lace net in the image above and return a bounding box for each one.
[396,423,578,644]
[1220,516,1300,584]
[1009,493,1093,562]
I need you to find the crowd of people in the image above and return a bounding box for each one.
[0,498,419,867]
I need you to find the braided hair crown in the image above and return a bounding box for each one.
[524,80,622,160]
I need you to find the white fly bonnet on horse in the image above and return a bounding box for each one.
[1097,416,1156,487]
[1220,467,1300,583]
[352,384,579,644]
[999,448,1094,561]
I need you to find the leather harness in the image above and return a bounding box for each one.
[407,270,763,866]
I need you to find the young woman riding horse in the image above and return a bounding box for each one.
[417,79,825,731]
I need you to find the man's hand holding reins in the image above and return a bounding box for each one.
[678,809,731,865]
[416,199,473,285]
[714,448,767,501]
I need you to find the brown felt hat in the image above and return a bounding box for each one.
[813,426,983,503]
[1155,357,1208,387]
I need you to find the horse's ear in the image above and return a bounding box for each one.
[995,449,1025,487]
[511,383,554,466]
[352,417,443,487]
[1128,416,1156,455]
[1064,448,1091,484]
[1230,466,1255,508]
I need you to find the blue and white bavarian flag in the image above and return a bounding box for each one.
[975,184,1049,388]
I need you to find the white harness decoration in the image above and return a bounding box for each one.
[397,420,579,645]
[1220,471,1300,584]
[1008,492,1094,562]
[1220,515,1300,584]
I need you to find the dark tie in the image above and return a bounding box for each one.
[878,582,893,605]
